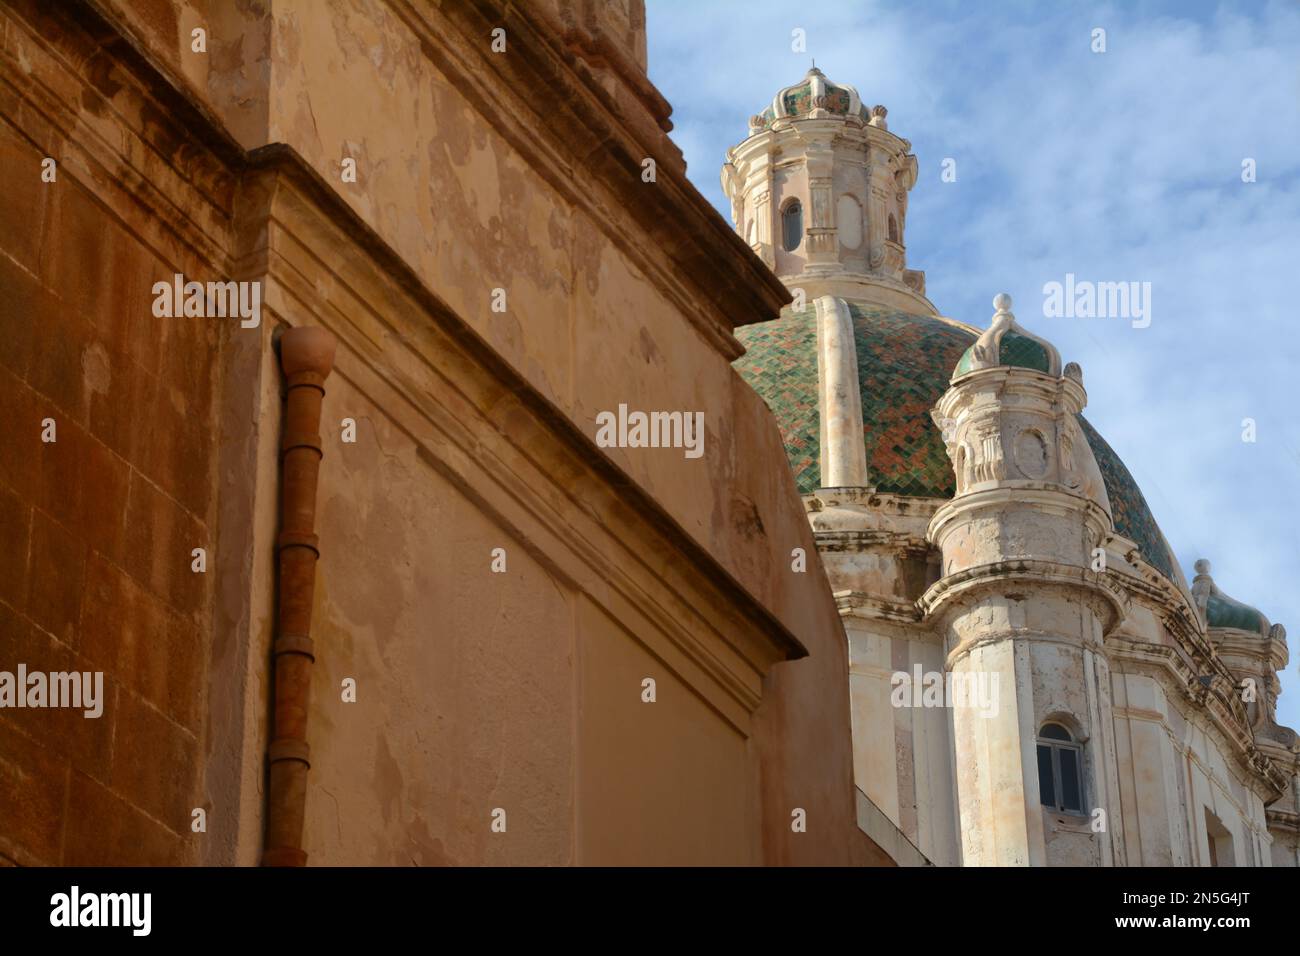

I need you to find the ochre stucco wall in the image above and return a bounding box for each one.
[305,376,577,865]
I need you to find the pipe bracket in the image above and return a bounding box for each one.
[274,633,316,661]
[269,738,311,767]
[276,530,320,556]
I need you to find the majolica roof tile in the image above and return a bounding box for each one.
[953,330,1052,377]
[1075,417,1177,581]
[732,311,822,491]
[734,304,1180,584]
[847,305,972,497]
[1205,592,1266,633]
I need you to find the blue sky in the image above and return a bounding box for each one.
[647,1,1300,729]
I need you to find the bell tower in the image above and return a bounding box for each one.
[721,66,935,314]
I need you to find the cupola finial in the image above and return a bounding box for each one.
[952,291,1063,379]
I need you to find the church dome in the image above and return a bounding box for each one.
[953,332,1052,377]
[733,303,1180,582]
[748,66,884,133]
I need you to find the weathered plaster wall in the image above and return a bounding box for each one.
[574,595,754,865]
[305,372,577,865]
[259,171,868,864]
[99,0,271,149]
[251,0,871,864]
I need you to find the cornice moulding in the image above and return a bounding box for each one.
[1109,638,1288,800]
[920,558,1129,638]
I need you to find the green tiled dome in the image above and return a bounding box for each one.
[733,305,1180,581]
[1075,418,1176,581]
[953,332,1051,377]
[1205,592,1266,634]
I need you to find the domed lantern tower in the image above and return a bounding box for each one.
[721,66,934,314]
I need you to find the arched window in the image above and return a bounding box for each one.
[781,200,803,251]
[1037,722,1084,813]
[887,213,899,244]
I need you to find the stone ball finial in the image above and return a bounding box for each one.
[1064,361,1083,384]
[993,292,1013,314]
[1194,558,1211,575]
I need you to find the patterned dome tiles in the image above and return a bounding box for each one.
[734,303,1180,582]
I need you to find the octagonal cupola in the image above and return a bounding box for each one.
[749,66,871,130]
[721,66,934,314]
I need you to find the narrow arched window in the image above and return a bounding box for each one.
[782,200,803,251]
[1037,722,1084,813]
[887,213,899,243]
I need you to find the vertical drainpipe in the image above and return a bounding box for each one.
[262,326,336,867]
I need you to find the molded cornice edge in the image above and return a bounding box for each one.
[1108,638,1289,802]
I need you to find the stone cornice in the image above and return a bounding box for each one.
[919,558,1130,639]
[835,590,923,625]
[1212,627,1290,672]
[1103,556,1235,701]
[528,2,668,132]
[730,116,914,164]
[814,528,931,557]
[928,484,1112,549]
[806,487,944,521]
[1266,807,1300,836]
[1108,637,1289,802]
[806,489,936,546]
[788,273,939,316]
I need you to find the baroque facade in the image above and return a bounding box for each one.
[727,67,1300,866]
